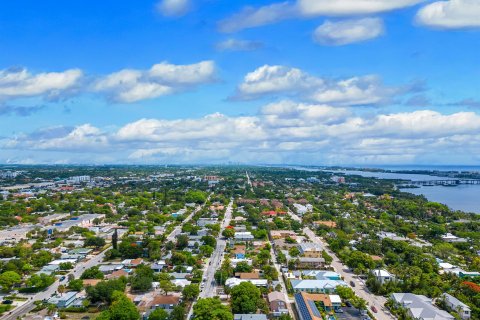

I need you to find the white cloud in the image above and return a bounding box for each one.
[94,61,216,103]
[314,18,384,46]
[416,0,480,29]
[298,0,424,16]
[218,2,297,33]
[234,65,404,106]
[0,67,83,101]
[6,103,480,165]
[156,0,192,17]
[234,65,322,100]
[219,0,423,32]
[216,39,264,51]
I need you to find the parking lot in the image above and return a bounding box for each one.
[335,307,365,320]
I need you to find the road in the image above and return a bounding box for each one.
[269,239,296,319]
[199,199,233,299]
[185,199,232,319]
[1,246,111,320]
[288,211,395,320]
[245,171,253,189]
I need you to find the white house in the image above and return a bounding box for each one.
[372,269,394,285]
[442,293,471,320]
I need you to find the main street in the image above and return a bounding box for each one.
[199,199,233,298]
[186,199,233,319]
[288,211,396,320]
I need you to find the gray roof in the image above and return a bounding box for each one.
[234,315,268,320]
[391,293,454,320]
[442,293,471,311]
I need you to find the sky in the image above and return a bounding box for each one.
[0,0,479,165]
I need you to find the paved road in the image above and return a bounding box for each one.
[245,171,253,189]
[288,211,396,320]
[198,199,233,299]
[269,240,296,319]
[1,246,110,320]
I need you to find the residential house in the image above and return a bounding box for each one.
[290,279,347,293]
[268,291,288,317]
[295,292,339,320]
[299,243,323,258]
[442,293,471,319]
[234,315,268,320]
[296,257,326,269]
[372,269,395,285]
[145,295,180,312]
[225,278,268,288]
[48,291,78,308]
[270,230,297,240]
[391,293,454,320]
[234,232,254,241]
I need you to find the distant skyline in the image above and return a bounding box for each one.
[0,0,480,165]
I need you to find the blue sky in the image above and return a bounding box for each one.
[0,0,479,165]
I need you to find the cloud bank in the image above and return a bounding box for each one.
[4,101,480,165]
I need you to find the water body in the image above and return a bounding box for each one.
[328,169,479,214]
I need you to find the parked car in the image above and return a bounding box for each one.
[335,309,344,313]
[345,301,352,307]
[350,280,356,287]
[371,306,378,313]
[59,276,66,281]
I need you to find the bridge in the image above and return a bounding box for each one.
[401,179,480,186]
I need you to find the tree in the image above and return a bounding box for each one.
[131,265,154,292]
[200,245,214,257]
[99,291,140,320]
[201,235,216,247]
[222,228,235,239]
[193,298,233,320]
[176,234,189,249]
[112,228,119,250]
[159,280,177,295]
[86,278,127,304]
[84,236,106,248]
[81,266,104,279]
[234,262,253,273]
[59,262,73,270]
[148,308,168,320]
[169,304,186,320]
[182,284,200,301]
[0,271,21,292]
[68,279,84,291]
[58,284,66,296]
[288,247,300,257]
[230,282,261,314]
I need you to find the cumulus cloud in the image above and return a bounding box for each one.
[0,67,83,102]
[233,65,407,106]
[219,0,423,32]
[314,18,384,46]
[416,0,480,29]
[156,0,192,17]
[94,61,216,103]
[5,102,480,165]
[216,39,264,51]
